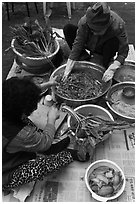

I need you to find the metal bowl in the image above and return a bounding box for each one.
[50,61,112,107]
[11,38,60,69]
[114,60,135,82]
[85,159,126,202]
[67,104,114,139]
[106,82,135,121]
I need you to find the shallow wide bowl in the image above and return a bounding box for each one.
[106,82,135,121]
[114,60,135,82]
[50,61,112,107]
[11,38,60,67]
[67,104,114,137]
[85,159,126,202]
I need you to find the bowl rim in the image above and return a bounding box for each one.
[84,159,126,202]
[67,104,114,132]
[11,38,60,60]
[50,62,112,102]
[114,60,135,83]
[106,82,135,120]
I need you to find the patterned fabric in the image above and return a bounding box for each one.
[3,150,73,191]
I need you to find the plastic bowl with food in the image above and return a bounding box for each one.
[85,159,126,202]
[11,38,60,68]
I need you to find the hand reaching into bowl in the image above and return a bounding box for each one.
[62,59,76,81]
[48,75,58,86]
[40,76,58,90]
[102,61,121,82]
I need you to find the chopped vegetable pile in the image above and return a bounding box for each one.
[10,18,56,57]
[88,166,124,197]
[56,72,102,100]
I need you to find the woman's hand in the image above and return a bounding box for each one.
[40,76,58,90]
[48,76,58,86]
[47,105,60,125]
[102,60,121,82]
[62,59,76,81]
[102,68,114,82]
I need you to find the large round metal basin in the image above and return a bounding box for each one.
[113,60,135,83]
[50,61,112,107]
[106,82,135,121]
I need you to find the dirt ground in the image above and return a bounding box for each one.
[2,2,135,81]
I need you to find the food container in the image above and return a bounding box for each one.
[106,82,135,121]
[50,61,112,107]
[113,60,135,83]
[85,159,126,202]
[67,104,114,141]
[11,38,60,73]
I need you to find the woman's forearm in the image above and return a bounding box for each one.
[40,81,52,90]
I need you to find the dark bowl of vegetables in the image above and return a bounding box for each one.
[10,19,60,72]
[85,159,126,202]
[50,61,112,107]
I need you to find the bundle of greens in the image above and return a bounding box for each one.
[10,18,56,57]
[61,105,134,161]
[73,113,134,144]
[73,114,134,161]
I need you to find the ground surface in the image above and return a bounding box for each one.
[2,2,135,81]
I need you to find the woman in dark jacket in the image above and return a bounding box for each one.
[63,2,129,82]
[2,77,82,191]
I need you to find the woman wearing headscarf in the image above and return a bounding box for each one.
[63,2,129,82]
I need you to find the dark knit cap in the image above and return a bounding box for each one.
[86,2,110,32]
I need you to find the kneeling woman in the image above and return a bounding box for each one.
[2,77,84,191]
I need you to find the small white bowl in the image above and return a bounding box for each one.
[85,159,126,202]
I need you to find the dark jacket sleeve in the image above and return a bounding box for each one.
[115,23,129,64]
[69,17,88,60]
[110,11,129,64]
